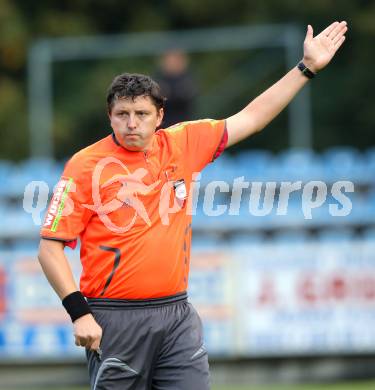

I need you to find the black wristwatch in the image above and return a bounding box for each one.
[298,62,316,79]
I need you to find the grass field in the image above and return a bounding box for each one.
[9,381,375,390]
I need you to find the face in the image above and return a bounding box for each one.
[109,96,164,152]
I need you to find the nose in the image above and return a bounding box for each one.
[127,114,137,130]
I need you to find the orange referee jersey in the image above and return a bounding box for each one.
[41,119,228,299]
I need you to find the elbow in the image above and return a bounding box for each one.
[251,116,266,135]
[38,239,47,266]
[248,123,264,138]
[244,114,264,137]
[38,238,64,265]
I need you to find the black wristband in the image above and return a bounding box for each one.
[62,291,92,322]
[297,61,316,79]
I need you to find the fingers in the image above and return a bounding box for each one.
[305,24,314,42]
[333,31,345,46]
[75,332,102,350]
[75,335,86,347]
[91,337,102,352]
[328,21,347,41]
[316,21,347,41]
[319,21,340,37]
[75,334,93,348]
[334,35,346,51]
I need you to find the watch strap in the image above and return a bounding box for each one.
[298,62,316,79]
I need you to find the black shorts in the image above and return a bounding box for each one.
[86,292,210,390]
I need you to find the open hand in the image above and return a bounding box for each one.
[303,21,348,73]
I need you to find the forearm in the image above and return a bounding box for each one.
[226,65,309,146]
[38,239,79,299]
[38,239,101,350]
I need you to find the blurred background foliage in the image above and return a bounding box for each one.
[0,0,374,160]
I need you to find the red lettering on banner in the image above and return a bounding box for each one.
[297,276,318,304]
[297,273,375,305]
[359,277,375,300]
[257,277,277,306]
[326,276,347,301]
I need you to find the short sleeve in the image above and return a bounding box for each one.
[166,119,228,173]
[40,155,93,249]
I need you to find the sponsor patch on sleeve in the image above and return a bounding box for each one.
[43,177,73,232]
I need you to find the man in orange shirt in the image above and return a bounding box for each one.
[38,22,347,389]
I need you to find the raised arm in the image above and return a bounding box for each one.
[226,21,348,147]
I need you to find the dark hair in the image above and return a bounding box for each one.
[106,73,166,113]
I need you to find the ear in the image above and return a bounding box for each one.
[156,108,164,128]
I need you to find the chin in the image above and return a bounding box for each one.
[123,142,143,152]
